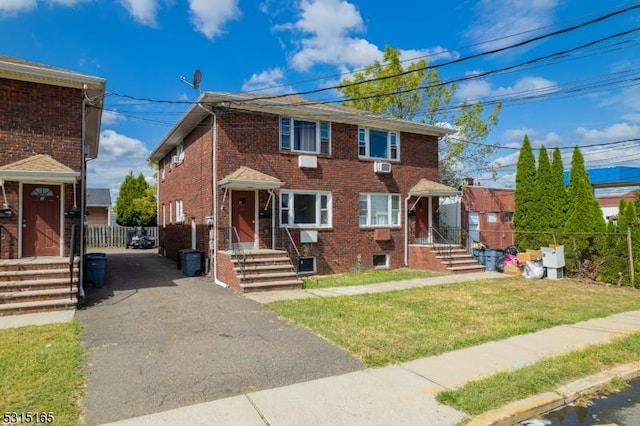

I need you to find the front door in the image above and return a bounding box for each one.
[231,190,256,248]
[23,184,61,257]
[415,197,430,244]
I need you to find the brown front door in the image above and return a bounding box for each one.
[231,190,255,245]
[415,197,429,242]
[23,184,61,257]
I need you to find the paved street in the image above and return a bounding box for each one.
[75,249,363,425]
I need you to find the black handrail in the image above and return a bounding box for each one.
[276,228,301,277]
[220,227,247,282]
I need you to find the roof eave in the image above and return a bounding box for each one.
[0,170,80,183]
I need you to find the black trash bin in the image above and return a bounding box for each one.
[181,250,203,277]
[85,253,107,288]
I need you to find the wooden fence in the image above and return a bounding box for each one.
[86,225,158,248]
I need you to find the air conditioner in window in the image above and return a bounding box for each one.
[171,155,181,165]
[374,161,392,174]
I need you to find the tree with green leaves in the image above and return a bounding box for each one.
[548,147,567,238]
[113,172,157,227]
[529,145,553,248]
[564,147,606,274]
[600,199,640,286]
[513,135,537,249]
[338,46,501,186]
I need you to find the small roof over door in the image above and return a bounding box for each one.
[409,178,460,197]
[0,154,80,183]
[218,166,285,190]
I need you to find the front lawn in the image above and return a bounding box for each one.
[268,278,640,367]
[0,322,85,426]
[302,268,442,289]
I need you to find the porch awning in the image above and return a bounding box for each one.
[409,178,460,197]
[0,154,80,183]
[218,166,285,190]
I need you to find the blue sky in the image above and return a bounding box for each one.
[1,0,640,198]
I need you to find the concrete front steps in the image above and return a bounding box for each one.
[0,257,79,316]
[409,244,486,274]
[232,250,303,293]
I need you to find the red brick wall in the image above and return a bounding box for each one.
[462,187,515,249]
[157,107,441,275]
[0,78,84,258]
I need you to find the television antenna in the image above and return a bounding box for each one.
[180,69,202,93]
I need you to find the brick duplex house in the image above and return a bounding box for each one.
[0,55,106,314]
[149,92,471,292]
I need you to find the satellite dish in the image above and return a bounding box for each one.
[193,69,202,90]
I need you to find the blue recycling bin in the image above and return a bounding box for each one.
[86,253,107,288]
[484,249,504,272]
[181,250,203,277]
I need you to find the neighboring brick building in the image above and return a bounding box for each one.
[460,181,515,249]
[0,55,106,314]
[149,92,461,291]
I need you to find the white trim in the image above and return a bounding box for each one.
[0,170,80,183]
[359,193,402,228]
[279,190,332,228]
[191,218,197,250]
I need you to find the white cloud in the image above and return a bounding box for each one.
[88,130,154,194]
[399,46,458,64]
[576,123,640,142]
[456,75,557,102]
[281,0,381,71]
[98,130,149,158]
[101,109,125,125]
[242,68,292,93]
[119,0,158,26]
[465,0,559,51]
[189,0,240,40]
[0,0,37,14]
[503,128,535,142]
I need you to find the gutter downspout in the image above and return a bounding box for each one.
[78,90,87,300]
[198,103,226,288]
[404,194,411,267]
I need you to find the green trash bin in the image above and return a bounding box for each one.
[86,253,107,288]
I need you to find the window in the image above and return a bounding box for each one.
[162,204,166,228]
[373,253,389,268]
[280,191,331,228]
[161,159,166,180]
[297,257,316,274]
[487,212,498,223]
[176,199,184,223]
[504,212,514,223]
[169,202,173,224]
[359,193,400,227]
[280,117,331,155]
[176,143,184,161]
[358,127,399,160]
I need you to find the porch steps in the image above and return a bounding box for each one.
[433,247,486,274]
[0,258,79,316]
[231,250,303,293]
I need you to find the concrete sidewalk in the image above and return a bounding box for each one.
[100,307,640,426]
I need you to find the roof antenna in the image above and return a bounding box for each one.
[180,69,202,93]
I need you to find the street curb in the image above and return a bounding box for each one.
[467,362,640,426]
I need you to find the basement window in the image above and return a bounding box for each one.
[373,253,389,269]
[297,257,316,274]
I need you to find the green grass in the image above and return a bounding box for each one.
[302,268,442,289]
[437,332,640,416]
[268,278,640,367]
[0,322,86,426]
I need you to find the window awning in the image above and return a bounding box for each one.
[409,178,460,197]
[0,154,80,183]
[218,166,285,190]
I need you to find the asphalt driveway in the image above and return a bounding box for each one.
[75,249,363,425]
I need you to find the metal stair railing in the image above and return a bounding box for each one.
[275,228,301,279]
[220,227,247,283]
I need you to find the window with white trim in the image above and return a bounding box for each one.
[176,143,184,161]
[297,257,316,274]
[176,199,184,223]
[358,127,399,160]
[504,212,514,223]
[162,203,166,228]
[280,191,331,228]
[280,117,331,155]
[373,253,389,268]
[169,202,173,224]
[487,212,498,223]
[359,193,401,227]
